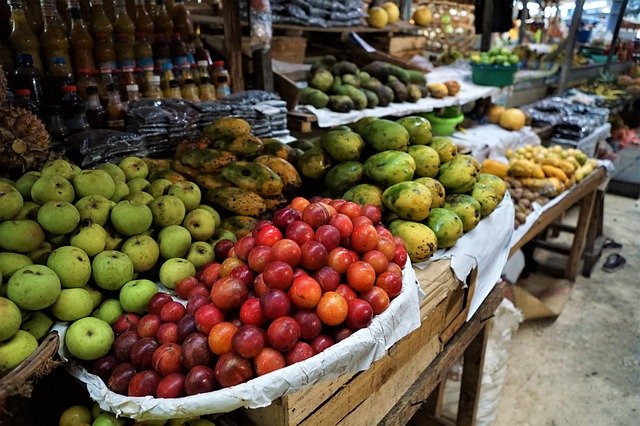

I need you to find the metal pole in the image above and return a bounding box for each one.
[480,0,495,51]
[518,0,529,45]
[605,0,629,71]
[558,0,585,93]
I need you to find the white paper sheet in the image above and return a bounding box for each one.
[61,262,421,421]
[452,124,542,162]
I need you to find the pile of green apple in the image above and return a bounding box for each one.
[0,157,225,375]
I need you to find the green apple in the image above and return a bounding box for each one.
[6,264,61,310]
[148,178,173,199]
[127,177,150,193]
[51,288,94,321]
[119,279,158,313]
[150,195,186,228]
[14,171,41,199]
[14,201,40,220]
[213,228,237,243]
[27,241,53,264]
[159,258,196,289]
[183,208,216,241]
[0,253,32,278]
[20,311,54,340]
[40,159,77,180]
[91,402,108,420]
[157,225,192,259]
[70,221,107,257]
[121,235,160,272]
[167,181,201,211]
[64,317,114,360]
[92,299,124,325]
[104,227,125,251]
[0,220,45,253]
[0,183,24,221]
[0,330,38,374]
[119,157,149,181]
[92,251,134,291]
[59,404,93,426]
[37,201,80,235]
[74,169,116,199]
[92,413,127,426]
[186,241,214,269]
[196,204,221,227]
[83,285,104,308]
[75,195,112,226]
[47,246,92,288]
[0,297,22,341]
[124,190,154,205]
[31,175,75,204]
[110,180,130,202]
[97,162,127,183]
[111,201,153,236]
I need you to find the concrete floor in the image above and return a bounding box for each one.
[495,194,640,425]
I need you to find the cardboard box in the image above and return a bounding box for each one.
[512,272,572,320]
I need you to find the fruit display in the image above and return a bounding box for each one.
[299,58,432,112]
[469,48,520,67]
[485,105,527,131]
[85,199,408,398]
[295,116,507,262]
[481,145,598,227]
[0,156,226,375]
[58,402,216,425]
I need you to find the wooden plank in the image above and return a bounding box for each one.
[252,48,274,91]
[457,321,490,426]
[221,0,244,93]
[284,372,355,425]
[565,190,597,281]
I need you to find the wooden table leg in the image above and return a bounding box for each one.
[566,190,597,280]
[581,189,605,278]
[456,322,490,426]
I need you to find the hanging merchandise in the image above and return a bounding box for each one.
[250,0,272,50]
[69,1,96,73]
[90,0,117,71]
[7,0,43,72]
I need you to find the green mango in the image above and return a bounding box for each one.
[470,183,500,217]
[425,208,464,249]
[324,162,364,195]
[382,181,432,221]
[476,173,507,199]
[320,130,365,162]
[298,87,330,108]
[414,177,446,207]
[396,116,433,145]
[389,220,438,263]
[437,156,480,194]
[342,184,385,208]
[408,145,440,178]
[297,148,333,179]
[429,136,457,162]
[360,119,410,152]
[349,116,378,134]
[363,150,416,187]
[443,194,482,232]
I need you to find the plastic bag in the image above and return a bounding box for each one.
[250,0,272,50]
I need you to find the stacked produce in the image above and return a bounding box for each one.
[0,156,227,375]
[469,48,520,67]
[486,105,527,131]
[169,117,302,228]
[59,402,216,425]
[88,199,408,398]
[481,145,597,227]
[299,58,459,112]
[295,116,507,262]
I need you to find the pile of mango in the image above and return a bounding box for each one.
[480,145,597,227]
[299,57,455,112]
[168,118,303,237]
[296,116,507,262]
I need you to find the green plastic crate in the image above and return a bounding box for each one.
[470,63,517,87]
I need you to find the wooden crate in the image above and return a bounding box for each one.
[271,36,308,64]
[241,259,477,425]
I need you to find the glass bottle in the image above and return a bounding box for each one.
[106,83,126,130]
[134,32,154,69]
[193,26,212,66]
[152,33,171,70]
[169,32,188,69]
[181,78,199,102]
[45,57,73,104]
[115,32,137,69]
[180,63,194,85]
[41,0,72,76]
[98,66,115,104]
[163,79,181,98]
[90,0,117,70]
[126,84,141,102]
[61,85,90,133]
[212,60,231,99]
[154,0,173,38]
[69,1,96,72]
[7,0,43,72]
[171,0,193,42]
[85,85,106,128]
[11,53,43,107]
[75,68,98,99]
[137,65,154,94]
[144,74,163,99]
[160,62,174,90]
[133,0,154,42]
[12,89,38,113]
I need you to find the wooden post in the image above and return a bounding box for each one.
[480,0,494,51]
[558,0,585,93]
[252,48,274,91]
[605,0,629,72]
[457,322,490,426]
[222,0,244,93]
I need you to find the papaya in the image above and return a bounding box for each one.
[470,183,500,217]
[442,194,482,232]
[194,173,234,190]
[396,116,433,145]
[147,168,186,183]
[206,187,267,217]
[320,130,365,162]
[220,161,284,197]
[342,183,385,208]
[429,137,457,162]
[213,134,264,159]
[263,194,288,211]
[389,220,438,263]
[203,117,252,140]
[297,148,333,179]
[178,149,237,174]
[425,208,464,248]
[407,145,440,177]
[476,173,507,199]
[363,150,416,187]
[254,155,302,195]
[325,162,364,195]
[382,181,432,221]
[414,177,446,208]
[360,119,410,152]
[218,216,258,239]
[261,139,300,164]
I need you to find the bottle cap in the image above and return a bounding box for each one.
[52,57,66,65]
[86,86,99,94]
[17,54,34,66]
[162,62,173,71]
[150,75,161,83]
[126,84,139,92]
[122,66,135,73]
[197,60,208,67]
[63,85,77,92]
[100,66,112,74]
[213,60,225,68]
[15,89,31,96]
[169,80,179,88]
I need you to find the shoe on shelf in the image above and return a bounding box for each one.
[602,253,626,273]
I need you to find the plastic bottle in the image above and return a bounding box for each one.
[120,66,137,96]
[154,0,174,38]
[40,0,72,76]
[85,85,106,128]
[90,0,117,71]
[75,68,98,100]
[169,32,189,68]
[43,104,69,146]
[114,0,136,69]
[126,84,141,102]
[133,0,155,42]
[61,85,91,133]
[98,66,115,104]
[163,79,182,98]
[7,0,43,72]
[144,75,163,99]
[198,76,216,101]
[160,62,174,90]
[171,0,193,42]
[46,57,74,104]
[10,53,43,108]
[152,33,172,70]
[181,78,199,102]
[69,1,96,72]
[12,89,38,113]
[212,60,231,99]
[134,32,154,69]
[193,26,212,66]
[106,83,126,130]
